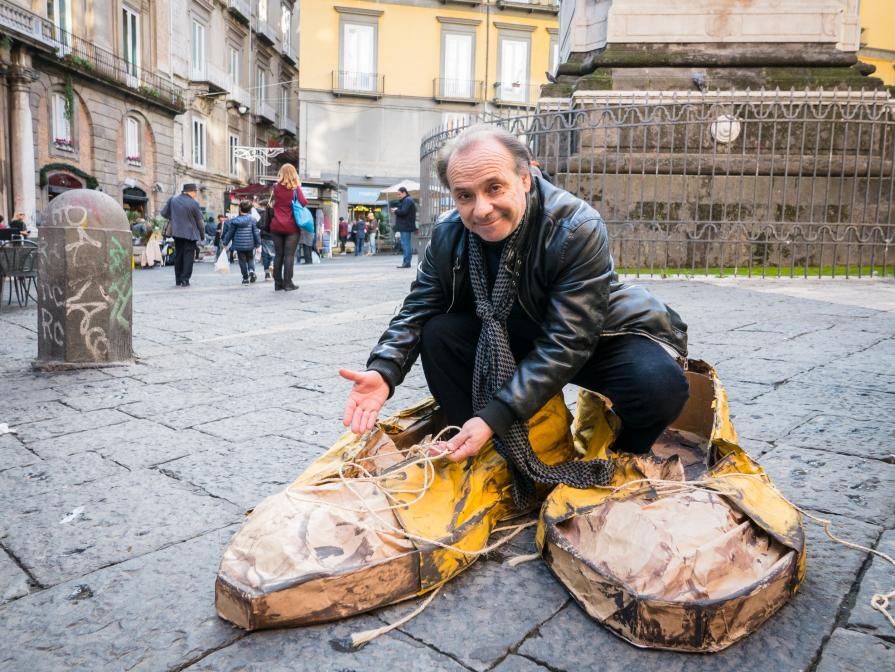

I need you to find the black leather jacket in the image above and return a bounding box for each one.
[368,176,688,427]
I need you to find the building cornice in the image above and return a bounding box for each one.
[334,5,384,18]
[437,16,481,27]
[493,21,537,33]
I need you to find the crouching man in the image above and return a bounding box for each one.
[340,125,690,507]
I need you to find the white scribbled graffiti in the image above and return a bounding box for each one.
[66,281,112,359]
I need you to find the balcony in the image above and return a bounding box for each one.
[0,0,56,50]
[439,1,482,6]
[496,0,560,13]
[190,62,230,94]
[255,100,276,124]
[255,21,277,46]
[226,0,251,24]
[434,78,483,104]
[492,81,538,107]
[279,116,297,137]
[282,41,297,65]
[227,85,251,111]
[332,71,384,99]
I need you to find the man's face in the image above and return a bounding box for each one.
[447,138,530,243]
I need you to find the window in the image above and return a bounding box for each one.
[125,117,141,164]
[256,67,267,103]
[47,0,72,49]
[192,117,206,168]
[549,32,559,76]
[279,85,288,122]
[441,31,474,98]
[122,7,140,82]
[258,0,267,23]
[52,93,72,149]
[229,133,239,176]
[498,35,530,103]
[192,20,206,79]
[228,46,240,87]
[281,4,291,49]
[341,21,376,91]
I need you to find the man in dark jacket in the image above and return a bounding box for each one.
[160,183,204,287]
[391,186,417,268]
[339,125,690,506]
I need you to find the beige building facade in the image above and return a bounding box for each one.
[0,0,184,227]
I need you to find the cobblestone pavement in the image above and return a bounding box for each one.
[1,254,893,671]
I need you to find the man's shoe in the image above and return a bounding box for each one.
[284,283,298,291]
[397,264,411,268]
[181,280,190,287]
[242,278,250,285]
[264,271,270,281]
[249,272,257,283]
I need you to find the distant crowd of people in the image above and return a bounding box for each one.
[160,168,418,290]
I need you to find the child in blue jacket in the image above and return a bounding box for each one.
[222,200,262,284]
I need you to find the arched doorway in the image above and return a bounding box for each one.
[47,172,84,201]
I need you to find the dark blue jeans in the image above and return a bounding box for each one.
[355,234,365,256]
[400,231,413,266]
[419,312,689,454]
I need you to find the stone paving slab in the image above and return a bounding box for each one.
[0,469,240,585]
[56,380,186,413]
[727,401,815,443]
[790,361,895,395]
[752,382,895,424]
[0,547,30,604]
[377,558,569,671]
[0,526,244,672]
[0,452,126,501]
[27,419,222,468]
[755,327,886,363]
[782,414,895,461]
[0,434,39,472]
[517,512,880,672]
[491,654,552,671]
[714,356,817,386]
[14,408,133,443]
[184,616,468,672]
[193,407,314,442]
[847,530,895,638]
[158,435,325,510]
[3,400,78,426]
[759,445,895,526]
[814,628,895,672]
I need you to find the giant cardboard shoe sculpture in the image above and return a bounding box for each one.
[216,361,805,652]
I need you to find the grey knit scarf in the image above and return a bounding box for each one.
[468,206,615,510]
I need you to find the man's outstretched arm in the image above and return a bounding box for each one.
[339,369,390,434]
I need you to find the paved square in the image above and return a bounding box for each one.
[1,257,893,671]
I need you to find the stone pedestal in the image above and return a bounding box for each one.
[35,189,134,370]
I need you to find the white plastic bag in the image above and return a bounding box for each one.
[215,248,230,273]
[311,250,321,264]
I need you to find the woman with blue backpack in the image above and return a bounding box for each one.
[221,200,262,285]
[268,163,308,292]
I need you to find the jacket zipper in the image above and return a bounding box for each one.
[447,257,460,313]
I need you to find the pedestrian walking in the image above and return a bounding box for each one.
[221,200,262,285]
[214,213,226,260]
[391,186,417,268]
[160,183,204,287]
[338,216,349,253]
[366,212,377,255]
[268,164,308,292]
[353,216,366,256]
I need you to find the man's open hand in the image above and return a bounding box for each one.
[441,417,494,462]
[339,369,389,434]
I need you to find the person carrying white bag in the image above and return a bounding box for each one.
[221,200,263,284]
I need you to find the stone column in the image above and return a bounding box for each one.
[8,63,38,229]
[35,189,134,370]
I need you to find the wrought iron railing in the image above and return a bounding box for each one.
[420,89,895,278]
[332,70,385,97]
[434,78,484,102]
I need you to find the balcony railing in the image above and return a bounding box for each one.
[256,21,277,46]
[492,81,539,107]
[0,1,184,113]
[282,41,297,65]
[332,71,384,98]
[228,85,251,110]
[226,0,251,24]
[434,78,483,103]
[255,100,276,124]
[0,0,55,48]
[497,0,560,13]
[280,116,297,136]
[191,62,230,94]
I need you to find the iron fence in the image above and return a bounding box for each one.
[420,89,895,278]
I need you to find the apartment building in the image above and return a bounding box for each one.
[172,0,300,215]
[0,0,184,225]
[298,0,559,217]
[860,0,895,87]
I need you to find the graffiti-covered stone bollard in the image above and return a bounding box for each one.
[34,189,134,370]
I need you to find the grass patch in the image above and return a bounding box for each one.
[615,265,891,278]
